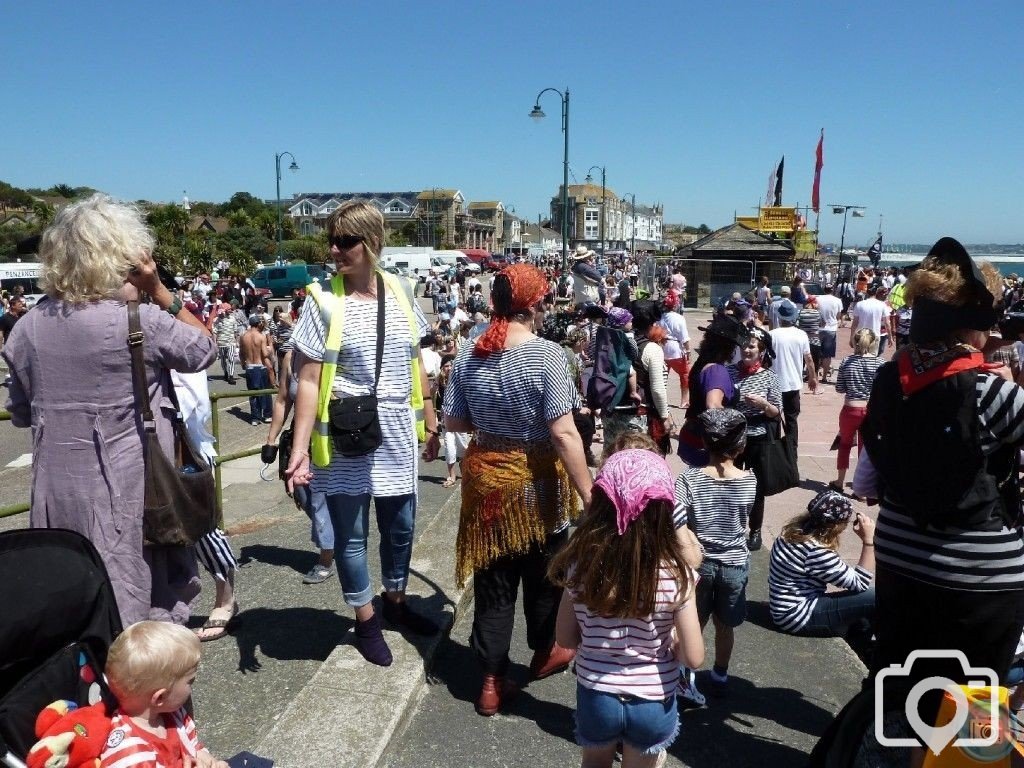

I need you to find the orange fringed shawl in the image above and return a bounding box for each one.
[455,437,579,587]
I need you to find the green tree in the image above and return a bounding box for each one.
[386,227,409,247]
[31,201,55,227]
[0,181,35,209]
[50,184,75,199]
[215,226,271,276]
[227,208,252,229]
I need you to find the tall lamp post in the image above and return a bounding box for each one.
[829,203,864,278]
[275,151,299,261]
[585,165,606,258]
[529,87,570,274]
[622,193,636,256]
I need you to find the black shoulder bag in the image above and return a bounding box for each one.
[327,272,386,457]
[127,302,217,546]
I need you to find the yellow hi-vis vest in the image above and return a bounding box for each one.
[306,271,425,468]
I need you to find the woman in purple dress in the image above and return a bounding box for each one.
[2,194,216,626]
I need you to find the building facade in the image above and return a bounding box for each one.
[550,184,664,253]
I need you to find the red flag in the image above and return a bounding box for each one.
[812,129,824,214]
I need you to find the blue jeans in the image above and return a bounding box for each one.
[325,493,416,607]
[799,587,875,638]
[293,485,334,551]
[243,365,272,420]
[696,559,749,628]
[575,683,679,754]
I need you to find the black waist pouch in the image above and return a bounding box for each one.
[329,395,382,457]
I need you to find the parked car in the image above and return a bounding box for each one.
[483,253,507,272]
[251,263,327,297]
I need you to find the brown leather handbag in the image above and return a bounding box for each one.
[127,301,217,546]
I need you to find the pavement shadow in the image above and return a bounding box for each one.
[229,606,351,674]
[238,543,317,576]
[226,405,261,425]
[671,672,835,766]
[800,477,833,495]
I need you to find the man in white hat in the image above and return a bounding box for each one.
[571,245,601,307]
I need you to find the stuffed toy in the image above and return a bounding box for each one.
[26,700,112,768]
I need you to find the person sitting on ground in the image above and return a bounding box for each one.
[768,490,875,650]
[551,449,703,768]
[830,328,883,494]
[101,621,229,768]
[673,408,757,705]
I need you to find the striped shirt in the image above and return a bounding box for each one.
[728,365,783,438]
[797,308,822,345]
[291,286,430,497]
[100,708,201,768]
[443,337,580,441]
[212,314,238,348]
[835,354,884,401]
[853,372,1024,590]
[768,537,873,632]
[673,467,757,566]
[572,566,687,700]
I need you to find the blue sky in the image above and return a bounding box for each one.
[4,0,1023,245]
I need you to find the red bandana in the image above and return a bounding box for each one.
[896,342,995,396]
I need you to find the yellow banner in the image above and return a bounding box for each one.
[758,206,797,233]
[735,216,759,229]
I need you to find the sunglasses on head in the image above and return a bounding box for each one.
[329,234,362,250]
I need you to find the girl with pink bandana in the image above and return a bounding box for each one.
[549,449,704,768]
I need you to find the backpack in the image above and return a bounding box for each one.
[586,326,633,410]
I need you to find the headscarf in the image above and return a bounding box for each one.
[594,449,675,535]
[474,264,548,357]
[607,307,633,329]
[802,490,854,532]
[698,408,747,455]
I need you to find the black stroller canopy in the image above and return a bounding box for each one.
[0,529,122,763]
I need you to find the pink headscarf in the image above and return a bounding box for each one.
[593,449,676,535]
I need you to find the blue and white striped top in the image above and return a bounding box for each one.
[442,337,580,441]
[768,537,872,632]
[673,467,757,566]
[291,287,430,497]
[835,354,884,402]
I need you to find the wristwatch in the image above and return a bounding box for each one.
[166,296,183,316]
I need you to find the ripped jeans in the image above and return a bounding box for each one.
[324,493,416,607]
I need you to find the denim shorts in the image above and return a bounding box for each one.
[575,683,679,755]
[696,559,749,628]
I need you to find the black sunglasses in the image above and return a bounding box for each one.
[329,234,362,250]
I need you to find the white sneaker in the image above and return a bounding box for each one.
[676,668,706,707]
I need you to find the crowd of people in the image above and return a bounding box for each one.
[5,194,1024,766]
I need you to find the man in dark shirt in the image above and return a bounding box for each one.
[0,296,27,346]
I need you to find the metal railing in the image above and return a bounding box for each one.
[0,387,279,521]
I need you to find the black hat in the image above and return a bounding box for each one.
[910,237,1000,343]
[749,325,775,361]
[698,314,751,348]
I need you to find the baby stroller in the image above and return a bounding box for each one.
[0,528,122,768]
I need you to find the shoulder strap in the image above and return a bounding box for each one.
[372,271,385,391]
[127,301,155,432]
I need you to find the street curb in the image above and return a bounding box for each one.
[254,485,471,768]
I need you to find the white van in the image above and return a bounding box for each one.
[0,262,45,307]
[429,250,464,269]
[380,248,433,278]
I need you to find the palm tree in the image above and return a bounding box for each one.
[31,201,55,227]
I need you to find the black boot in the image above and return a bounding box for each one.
[353,611,393,666]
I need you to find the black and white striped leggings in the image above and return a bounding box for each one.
[195,528,238,581]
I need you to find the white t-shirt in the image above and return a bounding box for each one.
[852,297,889,337]
[656,311,690,360]
[816,294,843,333]
[421,347,442,378]
[770,326,811,392]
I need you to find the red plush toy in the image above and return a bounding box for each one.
[26,700,112,768]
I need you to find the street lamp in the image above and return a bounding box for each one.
[584,166,606,258]
[529,87,570,275]
[275,152,299,262]
[829,203,865,278]
[622,193,636,256]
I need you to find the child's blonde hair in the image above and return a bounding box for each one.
[106,621,201,701]
[602,431,659,463]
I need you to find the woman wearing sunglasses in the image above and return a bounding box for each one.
[285,200,442,667]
